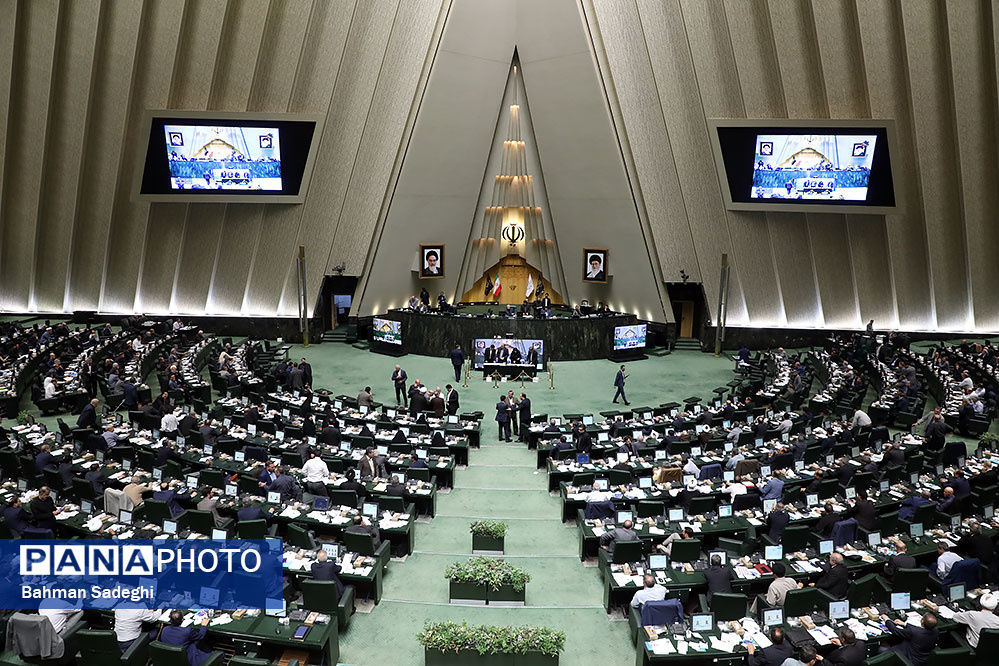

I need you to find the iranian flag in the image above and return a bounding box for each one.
[492,274,502,297]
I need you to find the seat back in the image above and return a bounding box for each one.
[76,628,120,661]
[847,573,878,608]
[892,568,929,599]
[286,523,316,550]
[636,501,664,518]
[612,539,643,564]
[343,529,376,556]
[185,510,215,535]
[943,557,980,588]
[733,493,761,512]
[300,579,339,612]
[143,499,172,523]
[781,525,810,552]
[237,519,267,539]
[330,490,359,508]
[975,628,999,657]
[783,587,820,616]
[709,592,748,622]
[379,495,405,512]
[608,469,632,485]
[831,518,858,547]
[925,646,972,665]
[583,500,615,520]
[72,477,96,501]
[670,539,702,563]
[640,599,683,626]
[687,495,716,516]
[148,640,189,666]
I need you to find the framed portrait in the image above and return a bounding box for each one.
[582,248,607,283]
[420,244,444,279]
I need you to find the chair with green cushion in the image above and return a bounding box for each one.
[343,529,391,572]
[889,568,929,600]
[77,628,149,665]
[285,523,316,550]
[972,628,999,665]
[609,540,644,565]
[329,490,359,508]
[407,467,430,482]
[700,592,748,621]
[378,495,405,512]
[608,469,632,486]
[72,478,97,502]
[669,539,702,563]
[572,473,595,487]
[198,469,225,489]
[148,641,223,666]
[184,510,232,535]
[781,587,821,616]
[300,579,355,630]
[863,650,907,665]
[141,499,175,524]
[774,524,810,551]
[844,573,878,608]
[636,501,664,518]
[926,646,971,665]
[237,519,277,540]
[686,495,716,517]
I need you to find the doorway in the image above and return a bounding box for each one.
[665,282,708,342]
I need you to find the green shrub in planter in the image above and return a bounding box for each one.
[471,520,507,554]
[445,556,530,593]
[419,621,565,665]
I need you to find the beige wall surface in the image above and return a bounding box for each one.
[0,0,994,331]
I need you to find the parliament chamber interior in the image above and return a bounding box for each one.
[1,1,998,665]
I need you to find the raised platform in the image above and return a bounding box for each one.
[370,308,641,361]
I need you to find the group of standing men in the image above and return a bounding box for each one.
[494,391,531,442]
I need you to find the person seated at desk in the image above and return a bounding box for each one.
[883,540,916,580]
[958,521,995,565]
[766,502,789,543]
[845,489,877,530]
[878,612,938,666]
[155,438,180,467]
[153,482,186,517]
[746,626,792,666]
[935,541,962,578]
[409,453,427,469]
[824,627,865,666]
[320,421,341,447]
[899,489,934,520]
[29,486,61,530]
[629,574,666,609]
[704,553,732,603]
[937,486,958,513]
[38,599,81,636]
[882,442,905,468]
[114,607,161,651]
[236,497,268,522]
[346,515,381,549]
[340,469,367,500]
[952,591,999,648]
[814,503,840,537]
[759,476,784,501]
[156,610,213,666]
[311,549,346,598]
[196,487,226,528]
[385,475,407,497]
[34,444,55,473]
[599,519,637,555]
[618,437,641,458]
[725,475,748,502]
[548,436,573,459]
[43,375,59,399]
[122,475,152,508]
[3,498,30,537]
[526,344,539,366]
[262,466,300,503]
[801,552,849,598]
[763,562,797,607]
[655,526,694,556]
[102,423,126,450]
[941,469,971,498]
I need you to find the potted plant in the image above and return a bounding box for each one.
[418,621,565,666]
[470,519,507,554]
[445,556,530,606]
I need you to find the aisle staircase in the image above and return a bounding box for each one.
[673,337,702,352]
[321,328,347,343]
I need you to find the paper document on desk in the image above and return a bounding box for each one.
[373,483,387,492]
[591,527,605,537]
[612,572,636,587]
[747,517,763,526]
[711,634,740,652]
[905,612,923,627]
[210,614,232,626]
[279,507,301,518]
[647,638,675,654]
[937,605,956,619]
[648,526,664,535]
[749,631,771,648]
[436,461,447,468]
[808,626,836,645]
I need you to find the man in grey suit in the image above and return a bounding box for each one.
[288,364,305,391]
[613,365,629,405]
[599,519,638,555]
[196,487,226,528]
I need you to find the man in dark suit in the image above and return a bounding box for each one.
[409,453,428,469]
[429,390,445,418]
[122,379,139,411]
[704,553,733,603]
[385,475,407,497]
[884,541,917,580]
[340,469,367,500]
[265,467,300,502]
[357,448,379,479]
[236,498,267,522]
[814,503,840,537]
[158,611,212,666]
[612,365,629,405]
[766,503,790,543]
[346,515,381,549]
[84,463,106,494]
[846,490,877,531]
[809,552,849,598]
[244,405,260,427]
[3,498,30,537]
[484,345,496,363]
[825,627,865,666]
[152,482,185,517]
[299,358,313,387]
[409,387,430,417]
[495,395,511,442]
[29,487,60,530]
[154,439,179,467]
[957,522,995,565]
[882,442,905,467]
[496,344,509,364]
[445,384,459,416]
[517,393,531,441]
[449,345,464,382]
[321,422,341,447]
[881,612,938,666]
[34,444,55,473]
[76,398,99,429]
[746,626,793,666]
[310,550,345,599]
[392,365,408,406]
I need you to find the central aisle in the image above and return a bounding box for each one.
[287,344,736,665]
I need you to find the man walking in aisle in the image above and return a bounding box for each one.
[449,344,464,382]
[495,394,512,442]
[613,364,630,405]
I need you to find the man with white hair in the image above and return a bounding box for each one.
[952,592,999,647]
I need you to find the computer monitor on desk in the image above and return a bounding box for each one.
[819,540,834,555]
[829,600,849,620]
[890,592,910,611]
[649,554,668,569]
[691,613,714,633]
[718,504,732,518]
[947,583,965,603]
[762,608,783,628]
[668,508,684,522]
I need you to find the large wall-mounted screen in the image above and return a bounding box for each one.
[137,111,321,203]
[472,339,544,369]
[710,120,897,214]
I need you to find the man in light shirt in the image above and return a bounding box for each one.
[935,542,962,578]
[160,410,179,437]
[952,592,999,648]
[764,562,797,607]
[38,600,81,635]
[301,449,330,497]
[726,476,749,502]
[630,574,666,608]
[959,371,974,390]
[851,408,872,428]
[114,607,161,650]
